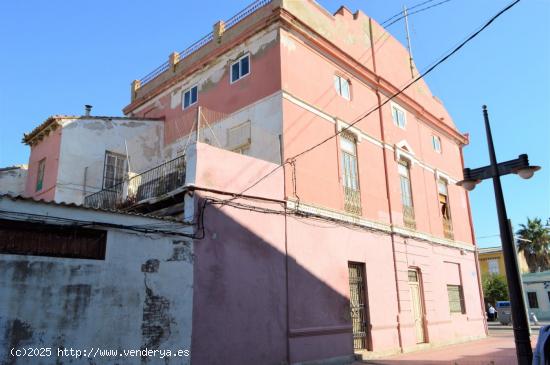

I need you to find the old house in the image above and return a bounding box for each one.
[2,0,488,364]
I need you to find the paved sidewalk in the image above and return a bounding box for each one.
[354,324,546,365]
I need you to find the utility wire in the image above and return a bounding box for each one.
[381,0,440,25]
[383,0,453,28]
[227,0,521,199]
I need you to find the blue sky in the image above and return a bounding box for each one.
[0,0,548,247]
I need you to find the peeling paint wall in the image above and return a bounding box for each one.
[0,198,193,365]
[130,26,282,158]
[165,92,283,164]
[0,167,27,196]
[56,118,164,204]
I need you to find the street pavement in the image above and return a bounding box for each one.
[355,322,549,365]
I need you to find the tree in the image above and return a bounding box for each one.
[516,217,550,273]
[481,273,509,305]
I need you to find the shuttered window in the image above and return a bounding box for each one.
[0,219,106,260]
[447,285,465,314]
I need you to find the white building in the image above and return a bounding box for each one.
[0,195,194,364]
[523,271,550,321]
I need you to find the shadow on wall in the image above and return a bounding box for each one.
[191,194,354,365]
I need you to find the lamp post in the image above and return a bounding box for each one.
[457,105,540,365]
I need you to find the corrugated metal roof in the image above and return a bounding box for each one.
[0,194,178,222]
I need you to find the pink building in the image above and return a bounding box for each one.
[15,1,487,364]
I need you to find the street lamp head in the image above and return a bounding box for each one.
[513,165,541,179]
[456,179,481,191]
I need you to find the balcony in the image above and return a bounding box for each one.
[443,218,454,239]
[84,155,186,211]
[403,205,416,229]
[344,187,362,215]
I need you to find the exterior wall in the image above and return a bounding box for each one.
[0,198,194,365]
[278,14,472,243]
[24,127,62,201]
[129,26,282,157]
[190,143,287,365]
[0,166,27,195]
[522,271,550,320]
[56,118,164,204]
[166,92,283,164]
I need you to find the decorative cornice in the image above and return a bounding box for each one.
[286,200,475,251]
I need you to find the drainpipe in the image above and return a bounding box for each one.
[369,18,404,352]
[460,143,488,336]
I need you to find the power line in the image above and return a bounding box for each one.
[381,0,440,25]
[228,0,522,199]
[383,0,453,28]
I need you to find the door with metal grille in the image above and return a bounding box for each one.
[348,262,369,350]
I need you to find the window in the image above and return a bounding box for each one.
[183,85,198,109]
[432,135,442,153]
[447,285,465,314]
[398,160,415,228]
[391,103,406,128]
[103,151,127,189]
[488,259,500,274]
[527,292,539,308]
[0,219,106,260]
[341,133,361,215]
[334,75,351,100]
[438,179,453,239]
[230,54,250,83]
[36,158,46,191]
[227,121,251,155]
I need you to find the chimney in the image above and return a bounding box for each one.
[84,105,93,116]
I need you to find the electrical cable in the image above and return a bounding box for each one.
[382,0,453,28]
[222,0,521,202]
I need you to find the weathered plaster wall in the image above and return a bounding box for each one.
[165,92,283,164]
[56,118,164,204]
[0,198,194,365]
[188,143,287,365]
[0,166,27,196]
[392,237,486,348]
[24,128,62,201]
[285,216,398,361]
[130,26,282,149]
[279,24,472,243]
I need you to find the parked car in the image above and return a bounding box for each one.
[496,301,512,325]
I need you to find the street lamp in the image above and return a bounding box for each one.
[457,105,540,365]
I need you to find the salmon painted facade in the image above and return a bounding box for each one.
[9,1,488,364]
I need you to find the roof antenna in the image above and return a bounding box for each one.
[403,5,415,79]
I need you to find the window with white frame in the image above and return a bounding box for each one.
[230,54,250,83]
[183,85,198,109]
[334,75,350,100]
[488,259,499,274]
[103,151,127,189]
[432,135,442,153]
[391,103,406,128]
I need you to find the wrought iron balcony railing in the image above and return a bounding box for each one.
[403,205,416,229]
[344,186,362,215]
[84,155,186,211]
[443,218,454,239]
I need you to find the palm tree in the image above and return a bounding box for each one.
[516,217,550,273]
